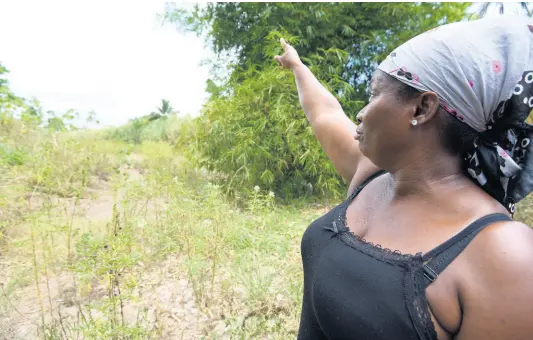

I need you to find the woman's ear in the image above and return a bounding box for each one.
[414,92,440,124]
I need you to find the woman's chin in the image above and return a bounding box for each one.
[358,140,368,155]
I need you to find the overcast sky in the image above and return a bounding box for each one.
[0,1,212,127]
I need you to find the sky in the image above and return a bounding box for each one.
[0,1,212,127]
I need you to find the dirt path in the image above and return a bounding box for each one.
[1,257,223,339]
[0,162,227,339]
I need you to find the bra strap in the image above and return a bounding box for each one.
[421,213,511,287]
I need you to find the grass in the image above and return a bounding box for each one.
[0,115,326,339]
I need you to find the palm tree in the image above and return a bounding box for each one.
[149,99,174,121]
[478,2,532,17]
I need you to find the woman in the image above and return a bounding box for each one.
[275,17,533,340]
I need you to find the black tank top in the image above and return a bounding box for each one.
[298,170,511,340]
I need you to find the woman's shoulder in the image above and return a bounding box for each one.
[456,219,533,337]
[458,216,533,299]
[468,218,533,268]
[459,190,532,265]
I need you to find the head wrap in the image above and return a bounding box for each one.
[377,16,533,215]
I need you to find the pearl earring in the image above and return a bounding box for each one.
[411,119,418,126]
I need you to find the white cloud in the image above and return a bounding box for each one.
[0,1,212,127]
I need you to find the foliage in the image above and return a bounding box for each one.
[1,63,84,137]
[178,55,349,199]
[0,66,103,194]
[165,2,470,198]
[0,63,39,128]
[106,99,182,144]
[0,112,323,338]
[0,63,322,338]
[105,114,184,144]
[105,117,151,144]
[167,3,469,96]
[149,98,175,121]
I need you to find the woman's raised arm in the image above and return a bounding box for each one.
[275,38,376,183]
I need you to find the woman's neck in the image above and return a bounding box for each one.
[389,153,468,198]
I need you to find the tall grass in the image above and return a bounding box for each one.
[0,115,324,339]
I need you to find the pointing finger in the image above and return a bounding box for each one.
[280,38,289,51]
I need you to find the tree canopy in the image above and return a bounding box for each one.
[149,99,175,121]
[166,3,471,199]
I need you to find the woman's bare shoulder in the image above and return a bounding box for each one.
[462,218,533,293]
[471,219,533,263]
[457,220,533,338]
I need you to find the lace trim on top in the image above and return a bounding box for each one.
[333,190,423,265]
[339,231,422,265]
[405,261,439,340]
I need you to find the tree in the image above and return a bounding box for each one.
[149,99,174,121]
[167,3,469,101]
[166,3,470,199]
[0,63,22,113]
[0,63,42,125]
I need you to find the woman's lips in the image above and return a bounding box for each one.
[355,128,363,140]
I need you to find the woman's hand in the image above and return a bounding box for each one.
[274,38,303,70]
[274,37,372,185]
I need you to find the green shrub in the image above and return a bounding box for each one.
[106,114,183,145]
[105,118,147,144]
[0,142,27,166]
[178,59,348,200]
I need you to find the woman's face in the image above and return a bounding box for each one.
[355,71,419,168]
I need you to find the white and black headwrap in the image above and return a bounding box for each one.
[378,16,533,215]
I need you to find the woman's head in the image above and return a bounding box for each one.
[355,70,476,170]
[392,74,478,156]
[361,16,533,211]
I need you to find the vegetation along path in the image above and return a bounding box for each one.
[0,136,326,339]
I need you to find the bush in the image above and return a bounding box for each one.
[179,62,348,200]
[106,114,183,145]
[105,118,148,144]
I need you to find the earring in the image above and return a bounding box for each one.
[411,119,418,126]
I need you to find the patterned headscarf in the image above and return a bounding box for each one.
[377,16,533,215]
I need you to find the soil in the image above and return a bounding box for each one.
[0,164,229,339]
